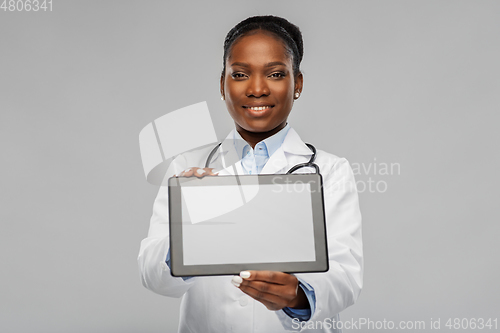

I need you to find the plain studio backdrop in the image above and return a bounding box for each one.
[1,1,499,332]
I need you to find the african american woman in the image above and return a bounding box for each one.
[138,15,363,333]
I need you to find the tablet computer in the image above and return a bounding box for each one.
[168,174,328,277]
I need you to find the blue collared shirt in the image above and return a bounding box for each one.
[234,123,291,175]
[166,124,316,321]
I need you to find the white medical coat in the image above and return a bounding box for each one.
[138,127,363,333]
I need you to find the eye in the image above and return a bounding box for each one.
[231,73,247,79]
[269,72,286,78]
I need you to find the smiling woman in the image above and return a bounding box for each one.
[138,15,363,333]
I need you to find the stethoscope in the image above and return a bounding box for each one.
[205,142,320,174]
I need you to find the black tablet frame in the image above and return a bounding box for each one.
[168,174,328,277]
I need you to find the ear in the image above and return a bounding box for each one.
[220,74,225,98]
[294,72,303,95]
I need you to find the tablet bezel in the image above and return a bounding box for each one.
[168,174,328,277]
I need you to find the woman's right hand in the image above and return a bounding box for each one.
[174,167,219,178]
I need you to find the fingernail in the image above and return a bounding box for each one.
[184,168,191,173]
[240,271,251,279]
[231,280,240,288]
[197,168,206,175]
[232,276,243,284]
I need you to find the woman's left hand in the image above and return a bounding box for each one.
[232,271,309,311]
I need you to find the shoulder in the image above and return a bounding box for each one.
[316,148,344,166]
[315,150,359,199]
[315,149,356,184]
[162,145,214,181]
[285,127,354,178]
[175,130,236,171]
[176,144,214,167]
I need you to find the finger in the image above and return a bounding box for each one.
[180,168,194,177]
[208,168,219,176]
[238,284,288,311]
[194,168,207,178]
[240,279,297,300]
[239,270,295,285]
[201,168,216,177]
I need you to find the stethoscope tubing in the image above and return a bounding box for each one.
[205,142,320,174]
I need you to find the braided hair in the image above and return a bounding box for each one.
[222,15,304,78]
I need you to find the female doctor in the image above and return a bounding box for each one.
[138,15,363,333]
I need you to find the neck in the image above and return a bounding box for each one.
[236,122,287,149]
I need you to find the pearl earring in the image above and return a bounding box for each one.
[294,92,300,98]
[221,96,225,100]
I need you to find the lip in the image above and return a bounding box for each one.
[242,105,274,117]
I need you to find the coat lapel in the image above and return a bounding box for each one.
[207,130,242,176]
[260,148,288,174]
[261,128,314,174]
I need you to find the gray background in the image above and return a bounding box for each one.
[1,0,499,332]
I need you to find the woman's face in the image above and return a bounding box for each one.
[221,30,303,134]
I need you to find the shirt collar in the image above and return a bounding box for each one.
[233,123,291,159]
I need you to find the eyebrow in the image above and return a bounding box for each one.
[230,61,288,68]
[265,61,288,68]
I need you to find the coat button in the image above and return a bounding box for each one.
[239,296,249,307]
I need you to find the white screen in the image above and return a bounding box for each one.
[181,183,316,265]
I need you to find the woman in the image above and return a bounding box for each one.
[138,15,363,332]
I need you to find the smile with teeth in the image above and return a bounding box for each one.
[246,106,273,111]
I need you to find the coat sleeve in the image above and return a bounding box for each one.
[137,155,197,298]
[276,157,363,331]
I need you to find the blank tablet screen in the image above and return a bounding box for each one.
[181,182,316,265]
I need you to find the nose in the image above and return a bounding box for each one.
[246,75,270,98]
